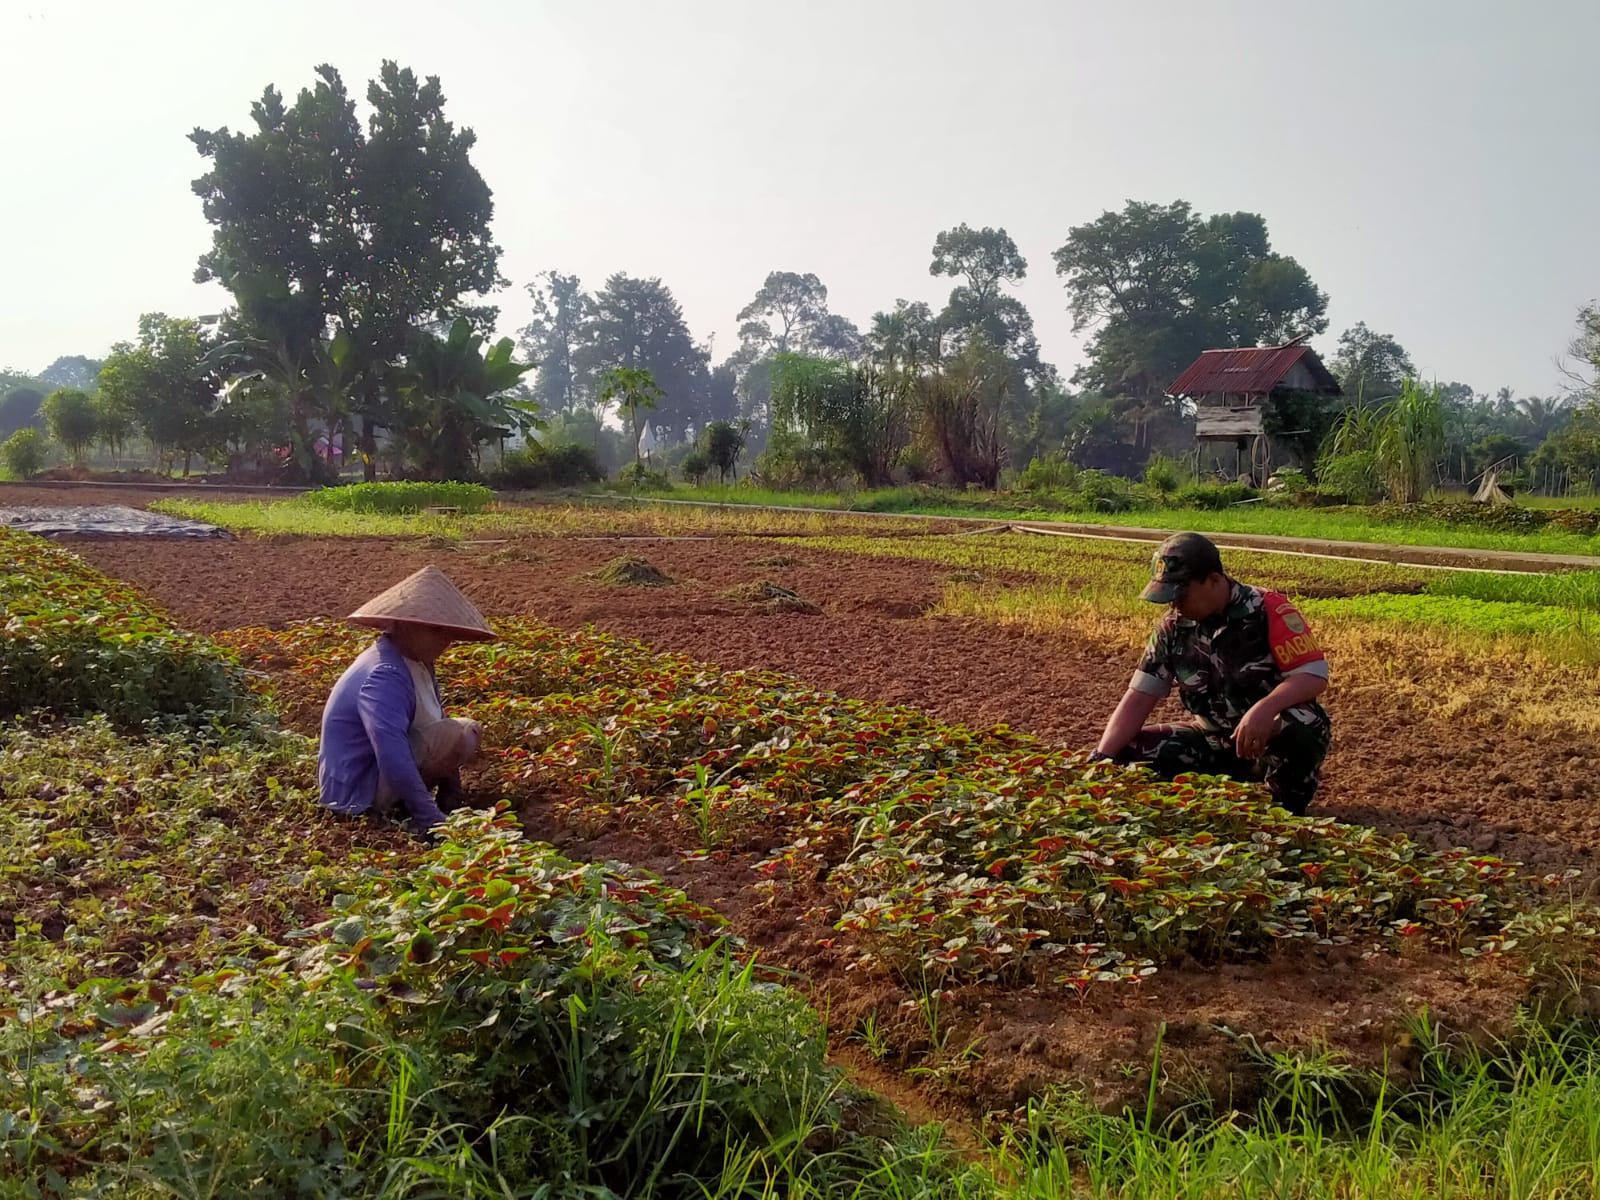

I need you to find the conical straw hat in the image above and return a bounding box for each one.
[347,566,496,641]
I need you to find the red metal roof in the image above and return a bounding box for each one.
[1166,344,1340,398]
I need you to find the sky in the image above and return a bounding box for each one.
[2,0,1597,397]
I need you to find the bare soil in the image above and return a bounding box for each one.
[67,529,1600,1115]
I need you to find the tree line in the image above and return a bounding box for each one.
[3,60,1597,497]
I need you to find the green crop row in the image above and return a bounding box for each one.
[0,528,254,730]
[223,618,1595,990]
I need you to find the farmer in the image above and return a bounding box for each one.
[1090,532,1331,815]
[318,566,494,835]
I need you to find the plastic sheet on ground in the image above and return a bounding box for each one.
[0,505,232,540]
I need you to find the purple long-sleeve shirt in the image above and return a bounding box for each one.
[317,635,446,831]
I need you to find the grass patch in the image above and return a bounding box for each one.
[724,579,821,613]
[624,484,1600,556]
[303,479,495,514]
[590,554,673,586]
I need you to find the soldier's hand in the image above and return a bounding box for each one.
[1233,705,1281,759]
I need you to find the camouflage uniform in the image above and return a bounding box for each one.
[1114,581,1331,815]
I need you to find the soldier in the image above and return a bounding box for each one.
[1090,532,1331,815]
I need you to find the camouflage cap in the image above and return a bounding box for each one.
[1140,532,1225,603]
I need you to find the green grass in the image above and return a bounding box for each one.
[797,533,1600,664]
[624,483,1600,557]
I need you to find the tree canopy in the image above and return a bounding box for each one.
[1053,200,1328,398]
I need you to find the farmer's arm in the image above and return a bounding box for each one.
[1233,669,1328,758]
[357,664,446,832]
[1094,628,1174,758]
[1095,686,1164,758]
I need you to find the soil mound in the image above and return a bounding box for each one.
[590,555,673,587]
[724,579,821,614]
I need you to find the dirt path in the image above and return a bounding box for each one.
[73,532,1600,873]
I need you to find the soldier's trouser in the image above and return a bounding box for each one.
[1112,718,1331,815]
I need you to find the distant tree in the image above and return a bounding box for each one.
[519,271,590,412]
[98,314,220,475]
[191,61,505,479]
[737,271,831,356]
[579,275,708,440]
[1563,303,1600,400]
[930,223,1043,374]
[1329,323,1415,402]
[0,387,44,439]
[1054,200,1328,400]
[703,361,741,426]
[92,390,135,465]
[699,420,747,483]
[598,366,664,466]
[39,388,98,465]
[1,428,48,479]
[39,355,104,391]
[1535,402,1600,491]
[868,300,940,369]
[1471,432,1525,476]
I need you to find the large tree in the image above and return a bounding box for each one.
[733,271,862,432]
[578,274,708,441]
[929,223,1043,373]
[1053,200,1328,400]
[519,271,590,413]
[1329,322,1415,402]
[190,61,505,478]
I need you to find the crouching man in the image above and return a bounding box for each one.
[1091,533,1332,815]
[318,566,495,835]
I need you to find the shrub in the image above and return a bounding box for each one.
[700,420,747,482]
[487,442,605,490]
[616,461,674,490]
[1317,450,1385,504]
[1268,468,1310,494]
[304,480,495,514]
[1075,468,1135,511]
[1143,453,1184,496]
[1,426,47,478]
[753,431,852,491]
[1174,482,1260,510]
[681,448,711,483]
[1017,451,1076,492]
[0,530,253,729]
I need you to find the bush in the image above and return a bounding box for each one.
[304,480,495,514]
[1268,468,1310,495]
[1,426,47,478]
[487,442,605,490]
[1143,454,1184,496]
[1317,450,1385,504]
[0,530,254,730]
[1174,482,1260,510]
[681,448,711,483]
[1017,451,1076,492]
[753,431,852,491]
[617,461,674,490]
[1075,468,1135,511]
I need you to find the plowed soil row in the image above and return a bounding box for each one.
[68,530,1598,1113]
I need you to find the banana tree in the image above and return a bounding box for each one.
[392,318,539,479]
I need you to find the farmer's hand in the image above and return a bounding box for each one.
[1232,705,1281,760]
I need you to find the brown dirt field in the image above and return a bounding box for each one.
[65,530,1600,1114]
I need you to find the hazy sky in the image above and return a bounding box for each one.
[3,0,1597,395]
